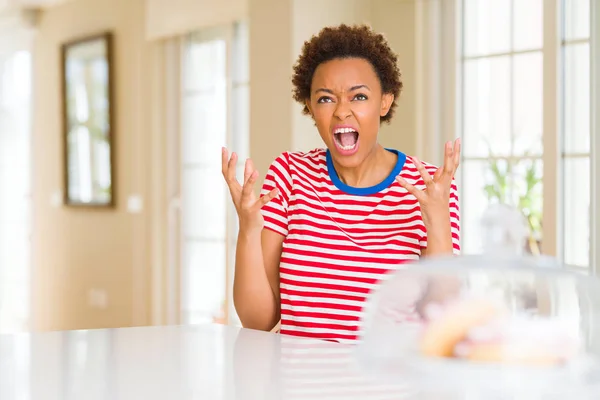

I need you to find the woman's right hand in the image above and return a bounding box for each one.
[221,147,279,235]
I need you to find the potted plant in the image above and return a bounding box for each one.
[482,150,543,255]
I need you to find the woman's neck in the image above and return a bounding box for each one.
[333,144,398,188]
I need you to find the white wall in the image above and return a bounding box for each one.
[250,0,424,177]
[290,0,373,152]
[24,0,434,330]
[145,0,247,40]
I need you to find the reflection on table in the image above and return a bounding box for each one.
[0,323,417,400]
[2,322,597,399]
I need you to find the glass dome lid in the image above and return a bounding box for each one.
[354,205,600,398]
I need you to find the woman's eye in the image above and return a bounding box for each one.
[317,96,333,103]
[354,94,368,101]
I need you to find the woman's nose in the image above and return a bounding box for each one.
[333,101,351,119]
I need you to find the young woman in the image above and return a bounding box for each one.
[222,24,460,343]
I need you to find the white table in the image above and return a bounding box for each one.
[0,323,418,400]
[2,323,598,399]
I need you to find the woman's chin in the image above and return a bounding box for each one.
[329,152,364,170]
[329,138,362,163]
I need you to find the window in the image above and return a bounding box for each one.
[460,0,544,255]
[178,21,249,325]
[0,50,32,333]
[458,0,594,272]
[226,21,249,326]
[561,0,591,268]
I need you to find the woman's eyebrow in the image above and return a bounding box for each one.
[314,84,371,95]
[349,84,370,91]
[315,88,334,94]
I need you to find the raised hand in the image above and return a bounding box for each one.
[221,148,279,234]
[396,139,460,226]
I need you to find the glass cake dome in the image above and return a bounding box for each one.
[354,204,600,399]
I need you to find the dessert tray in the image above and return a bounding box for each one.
[355,205,600,398]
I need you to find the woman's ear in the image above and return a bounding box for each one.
[305,99,313,117]
[380,93,394,117]
[305,99,317,126]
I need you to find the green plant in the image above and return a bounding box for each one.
[482,147,543,254]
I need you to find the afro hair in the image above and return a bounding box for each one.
[292,24,403,124]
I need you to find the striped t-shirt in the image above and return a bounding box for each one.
[260,148,460,343]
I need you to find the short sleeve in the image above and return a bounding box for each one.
[260,152,293,237]
[449,179,461,254]
[419,177,461,255]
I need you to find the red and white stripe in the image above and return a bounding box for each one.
[260,149,460,344]
[278,335,418,399]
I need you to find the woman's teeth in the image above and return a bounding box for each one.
[335,127,356,134]
[337,141,357,150]
[334,130,358,150]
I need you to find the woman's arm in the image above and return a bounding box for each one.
[421,211,454,257]
[397,140,461,259]
[396,140,462,315]
[233,228,284,331]
[222,148,289,331]
[418,178,462,314]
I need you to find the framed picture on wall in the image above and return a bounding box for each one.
[61,31,115,208]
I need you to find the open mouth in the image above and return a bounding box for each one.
[333,127,359,151]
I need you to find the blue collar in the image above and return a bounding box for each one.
[325,148,406,196]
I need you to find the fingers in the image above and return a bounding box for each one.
[258,188,279,207]
[244,157,254,183]
[241,167,279,211]
[453,138,461,168]
[400,140,462,204]
[222,149,274,215]
[441,139,461,180]
[240,159,267,203]
[228,151,238,182]
[396,176,425,202]
[442,142,455,175]
[241,167,259,202]
[222,147,240,186]
[433,166,444,181]
[413,157,434,186]
[221,147,229,175]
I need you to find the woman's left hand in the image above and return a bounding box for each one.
[396,139,461,226]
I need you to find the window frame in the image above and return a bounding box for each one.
[541,0,561,263]
[459,16,545,255]
[162,20,249,326]
[590,0,600,276]
[431,0,597,274]
[179,26,230,326]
